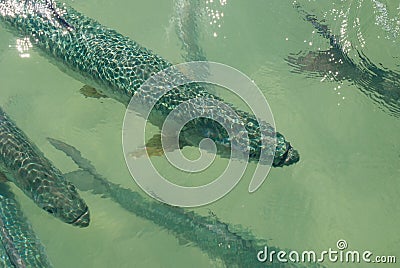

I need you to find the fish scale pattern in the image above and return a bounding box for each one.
[0,0,298,166]
[0,108,89,227]
[0,183,52,267]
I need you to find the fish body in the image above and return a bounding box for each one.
[48,137,322,268]
[287,3,400,116]
[0,182,53,268]
[0,0,299,166]
[0,107,89,227]
[173,0,207,62]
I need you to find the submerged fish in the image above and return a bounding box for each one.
[286,3,400,116]
[173,0,207,62]
[0,107,89,227]
[0,0,299,167]
[48,137,323,268]
[0,181,53,268]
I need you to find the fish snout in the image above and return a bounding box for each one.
[273,142,300,167]
[37,180,91,227]
[71,206,90,227]
[283,146,300,166]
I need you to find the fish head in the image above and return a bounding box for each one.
[273,133,300,167]
[30,170,90,227]
[178,121,300,166]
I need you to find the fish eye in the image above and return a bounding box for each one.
[43,206,57,214]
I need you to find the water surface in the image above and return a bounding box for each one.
[0,0,399,267]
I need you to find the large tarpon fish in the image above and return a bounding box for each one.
[173,0,207,62]
[286,3,400,117]
[0,107,89,227]
[0,0,299,167]
[0,181,53,268]
[48,137,324,268]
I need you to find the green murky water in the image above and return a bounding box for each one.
[0,0,399,267]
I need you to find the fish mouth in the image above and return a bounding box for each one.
[284,146,300,165]
[275,143,300,167]
[71,207,90,227]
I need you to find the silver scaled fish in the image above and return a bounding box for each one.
[0,107,89,227]
[0,0,299,167]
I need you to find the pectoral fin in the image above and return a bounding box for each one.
[128,134,165,158]
[80,85,108,99]
[128,133,185,158]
